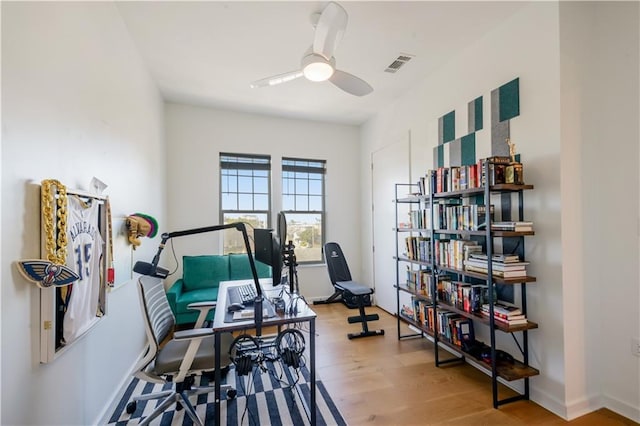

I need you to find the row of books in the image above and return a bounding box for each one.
[434,239,482,270]
[437,279,488,314]
[408,208,431,230]
[433,203,494,231]
[408,298,475,348]
[404,236,431,262]
[405,268,432,297]
[433,157,514,193]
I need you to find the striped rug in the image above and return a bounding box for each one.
[108,362,346,426]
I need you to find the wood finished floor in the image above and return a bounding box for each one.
[311,302,637,426]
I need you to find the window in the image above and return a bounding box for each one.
[220,153,270,254]
[282,157,326,264]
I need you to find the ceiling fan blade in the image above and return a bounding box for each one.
[313,2,348,60]
[329,69,373,96]
[250,70,304,88]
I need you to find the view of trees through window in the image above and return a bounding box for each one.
[219,154,326,264]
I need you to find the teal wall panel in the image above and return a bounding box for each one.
[443,111,455,143]
[461,133,476,166]
[499,78,520,122]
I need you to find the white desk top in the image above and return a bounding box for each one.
[212,279,316,332]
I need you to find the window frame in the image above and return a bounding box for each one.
[281,157,327,265]
[219,153,271,254]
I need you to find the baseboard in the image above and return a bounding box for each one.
[95,348,147,425]
[600,395,640,423]
[563,394,602,421]
[528,387,571,420]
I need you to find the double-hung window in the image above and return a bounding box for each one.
[220,153,270,254]
[282,157,326,264]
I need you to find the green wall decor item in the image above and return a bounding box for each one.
[442,111,455,143]
[499,78,520,122]
[468,96,483,132]
[461,133,476,166]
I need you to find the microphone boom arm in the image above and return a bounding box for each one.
[141,222,262,298]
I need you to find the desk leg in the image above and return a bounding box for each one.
[214,331,221,426]
[310,318,316,426]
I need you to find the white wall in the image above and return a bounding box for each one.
[361,1,640,422]
[164,103,360,300]
[560,2,640,421]
[361,0,569,417]
[1,3,165,425]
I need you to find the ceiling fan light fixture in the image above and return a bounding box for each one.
[302,54,335,82]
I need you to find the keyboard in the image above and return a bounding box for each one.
[228,284,258,306]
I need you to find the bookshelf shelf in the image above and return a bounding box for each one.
[393,161,539,409]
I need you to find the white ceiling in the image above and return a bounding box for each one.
[117,1,527,126]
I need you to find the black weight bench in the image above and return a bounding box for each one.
[315,242,384,340]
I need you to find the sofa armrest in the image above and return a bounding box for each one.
[166,279,184,316]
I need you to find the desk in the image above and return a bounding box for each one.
[212,279,317,425]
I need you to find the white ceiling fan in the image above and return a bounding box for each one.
[250,2,373,97]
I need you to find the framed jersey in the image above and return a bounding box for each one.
[38,181,112,363]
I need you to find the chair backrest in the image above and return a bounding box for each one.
[135,276,175,381]
[324,242,352,285]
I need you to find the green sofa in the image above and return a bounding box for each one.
[166,254,271,325]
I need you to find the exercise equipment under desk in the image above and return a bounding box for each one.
[212,279,318,426]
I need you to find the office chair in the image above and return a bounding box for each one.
[126,276,235,426]
[320,242,384,339]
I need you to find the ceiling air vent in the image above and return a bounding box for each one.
[384,54,414,73]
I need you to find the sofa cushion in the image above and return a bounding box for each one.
[176,287,220,314]
[229,253,272,280]
[182,255,230,291]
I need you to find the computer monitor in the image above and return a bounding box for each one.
[254,228,283,286]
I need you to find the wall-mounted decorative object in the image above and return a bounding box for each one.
[15,179,112,363]
[125,213,158,249]
[433,77,520,169]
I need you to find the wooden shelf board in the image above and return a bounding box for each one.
[436,302,539,332]
[395,283,434,302]
[432,184,534,199]
[398,315,539,381]
[395,256,434,267]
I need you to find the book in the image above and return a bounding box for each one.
[469,253,521,263]
[464,259,529,271]
[483,302,523,317]
[491,221,534,232]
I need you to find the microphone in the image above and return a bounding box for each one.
[133,261,169,278]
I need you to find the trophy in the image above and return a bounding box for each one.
[505,138,524,184]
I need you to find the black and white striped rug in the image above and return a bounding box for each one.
[108,363,346,426]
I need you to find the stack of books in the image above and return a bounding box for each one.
[491,221,534,232]
[481,302,528,326]
[463,253,529,278]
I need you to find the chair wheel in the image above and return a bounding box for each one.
[126,401,137,414]
[226,389,237,400]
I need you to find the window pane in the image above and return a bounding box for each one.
[295,195,308,210]
[283,195,294,211]
[295,179,308,195]
[254,194,269,211]
[238,176,253,192]
[309,195,322,211]
[254,177,268,194]
[238,194,253,210]
[308,179,322,195]
[286,213,322,263]
[223,213,268,254]
[221,193,237,210]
